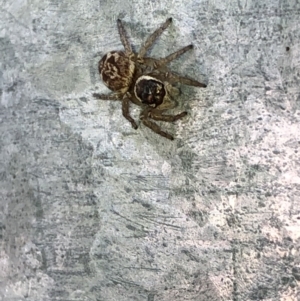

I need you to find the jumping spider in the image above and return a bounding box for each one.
[93,18,206,140]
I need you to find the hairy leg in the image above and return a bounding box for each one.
[140,107,175,140]
[141,118,174,140]
[93,93,122,100]
[122,97,138,129]
[149,110,187,122]
[138,18,172,59]
[117,19,132,54]
[161,72,207,87]
[155,45,193,67]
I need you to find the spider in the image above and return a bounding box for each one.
[93,17,206,140]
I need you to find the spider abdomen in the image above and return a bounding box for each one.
[99,51,135,94]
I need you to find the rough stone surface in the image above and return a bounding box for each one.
[1,0,300,300]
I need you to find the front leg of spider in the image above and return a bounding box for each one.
[93,93,121,101]
[140,107,175,140]
[149,110,188,122]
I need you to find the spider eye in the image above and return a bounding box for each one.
[145,87,152,95]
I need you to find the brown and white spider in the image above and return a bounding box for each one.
[93,18,206,140]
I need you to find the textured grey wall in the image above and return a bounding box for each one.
[1,0,300,300]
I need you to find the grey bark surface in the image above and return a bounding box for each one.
[1,0,300,300]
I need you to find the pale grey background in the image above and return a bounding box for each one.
[1,0,300,300]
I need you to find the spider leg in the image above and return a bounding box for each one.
[141,118,174,140]
[149,110,187,122]
[93,93,122,100]
[155,45,193,67]
[117,19,132,54]
[138,18,172,59]
[140,107,175,140]
[161,72,207,88]
[93,93,137,129]
[122,97,138,129]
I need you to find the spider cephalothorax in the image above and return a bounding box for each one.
[93,18,206,140]
[134,76,166,107]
